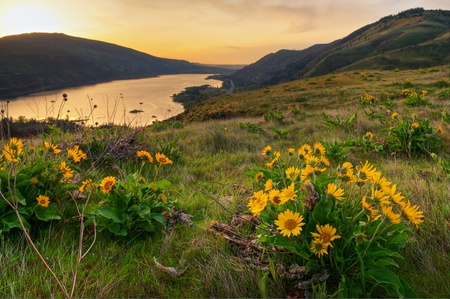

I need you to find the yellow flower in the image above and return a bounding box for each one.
[255,171,264,181]
[313,142,326,156]
[44,141,62,154]
[274,209,305,238]
[266,151,281,167]
[382,205,401,224]
[356,161,377,182]
[155,153,173,165]
[311,239,328,258]
[247,190,268,216]
[280,182,296,202]
[264,178,274,191]
[3,137,23,162]
[137,150,154,163]
[311,224,341,247]
[31,177,39,184]
[305,155,320,167]
[261,145,272,156]
[402,202,424,227]
[319,155,331,167]
[365,132,374,140]
[391,112,399,120]
[372,189,390,206]
[411,122,419,129]
[438,125,444,135]
[355,233,368,244]
[326,183,345,201]
[160,193,168,204]
[59,161,74,179]
[288,148,295,156]
[337,162,353,176]
[36,195,50,207]
[298,144,312,159]
[268,189,288,206]
[285,166,300,180]
[370,172,391,194]
[79,178,97,193]
[100,176,116,194]
[388,184,406,207]
[67,145,87,163]
[301,164,315,182]
[362,196,381,221]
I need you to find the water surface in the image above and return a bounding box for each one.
[4,74,221,126]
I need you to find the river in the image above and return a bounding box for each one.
[2,74,222,126]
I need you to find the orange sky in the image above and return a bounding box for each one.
[1,0,449,64]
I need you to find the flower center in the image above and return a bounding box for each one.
[314,242,324,251]
[284,219,298,231]
[272,195,281,205]
[321,232,331,243]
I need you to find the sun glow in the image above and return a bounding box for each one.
[1,5,60,36]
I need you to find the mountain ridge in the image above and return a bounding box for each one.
[0,33,229,98]
[229,8,450,89]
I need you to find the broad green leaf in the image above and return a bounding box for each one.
[137,205,151,219]
[60,183,79,191]
[150,213,167,229]
[312,198,331,224]
[108,223,127,236]
[367,267,403,297]
[364,247,403,259]
[35,205,62,221]
[155,179,172,189]
[95,207,125,223]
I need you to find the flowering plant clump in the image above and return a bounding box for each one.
[359,93,379,107]
[246,143,423,297]
[403,90,430,107]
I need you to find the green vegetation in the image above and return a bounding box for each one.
[0,66,449,298]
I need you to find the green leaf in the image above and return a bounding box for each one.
[137,205,151,219]
[312,198,332,224]
[367,267,404,297]
[35,205,61,221]
[108,223,127,236]
[155,179,172,190]
[95,207,125,223]
[150,213,167,229]
[60,183,79,191]
[364,247,403,259]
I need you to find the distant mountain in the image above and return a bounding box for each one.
[230,8,450,89]
[0,33,229,98]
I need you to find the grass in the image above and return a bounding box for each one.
[1,66,450,297]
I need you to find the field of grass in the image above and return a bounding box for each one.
[0,66,449,298]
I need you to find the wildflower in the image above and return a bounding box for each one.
[311,224,341,247]
[311,239,328,258]
[268,189,287,206]
[137,150,154,163]
[264,178,274,191]
[362,196,381,221]
[313,142,326,156]
[3,137,23,162]
[266,151,281,167]
[355,233,368,244]
[36,195,50,207]
[305,155,320,167]
[365,132,374,140]
[100,176,116,194]
[44,141,62,154]
[298,144,312,159]
[79,178,98,193]
[356,161,377,182]
[59,161,74,179]
[372,189,390,206]
[160,193,167,203]
[67,145,86,163]
[370,172,391,194]
[285,166,300,180]
[326,183,345,201]
[402,202,424,227]
[301,164,315,182]
[31,177,39,184]
[261,145,272,156]
[337,162,353,176]
[388,184,406,207]
[391,112,399,120]
[438,125,444,135]
[411,122,419,129]
[288,148,295,156]
[155,153,173,165]
[255,171,264,181]
[319,155,331,167]
[280,182,296,201]
[274,209,305,237]
[248,190,268,216]
[382,205,401,224]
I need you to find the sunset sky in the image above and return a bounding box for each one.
[1,0,449,64]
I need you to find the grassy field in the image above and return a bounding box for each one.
[0,66,449,298]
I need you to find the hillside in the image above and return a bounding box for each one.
[0,33,228,98]
[230,8,450,89]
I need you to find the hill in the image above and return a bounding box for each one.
[230,8,450,89]
[0,33,228,98]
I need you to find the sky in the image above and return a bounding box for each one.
[0,0,449,64]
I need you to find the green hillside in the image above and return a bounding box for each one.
[0,33,228,98]
[230,8,450,88]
